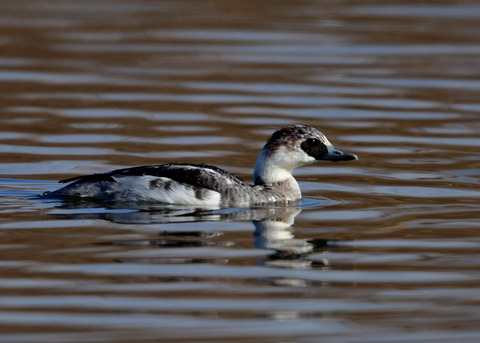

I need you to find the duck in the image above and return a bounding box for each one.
[44,125,357,207]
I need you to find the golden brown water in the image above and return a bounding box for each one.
[1,1,480,342]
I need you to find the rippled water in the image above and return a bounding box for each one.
[1,1,480,342]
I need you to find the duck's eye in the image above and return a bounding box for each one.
[301,138,328,158]
[305,138,320,146]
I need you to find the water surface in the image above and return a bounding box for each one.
[1,0,480,342]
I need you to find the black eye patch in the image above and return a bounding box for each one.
[301,138,328,158]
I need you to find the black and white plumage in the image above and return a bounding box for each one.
[44,125,358,208]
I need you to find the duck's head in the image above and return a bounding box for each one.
[254,125,357,185]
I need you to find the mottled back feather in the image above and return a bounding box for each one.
[60,163,249,193]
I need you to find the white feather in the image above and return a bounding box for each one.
[111,176,221,206]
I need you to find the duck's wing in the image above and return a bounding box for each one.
[60,163,249,192]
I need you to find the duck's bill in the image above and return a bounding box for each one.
[319,149,358,162]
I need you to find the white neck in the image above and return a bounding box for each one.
[253,148,296,186]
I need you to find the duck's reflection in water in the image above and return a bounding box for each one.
[47,200,305,224]
[253,207,309,268]
[48,201,337,269]
[252,207,334,269]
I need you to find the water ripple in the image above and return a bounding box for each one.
[1,1,480,342]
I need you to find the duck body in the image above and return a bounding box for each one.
[45,125,357,208]
[51,163,300,207]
